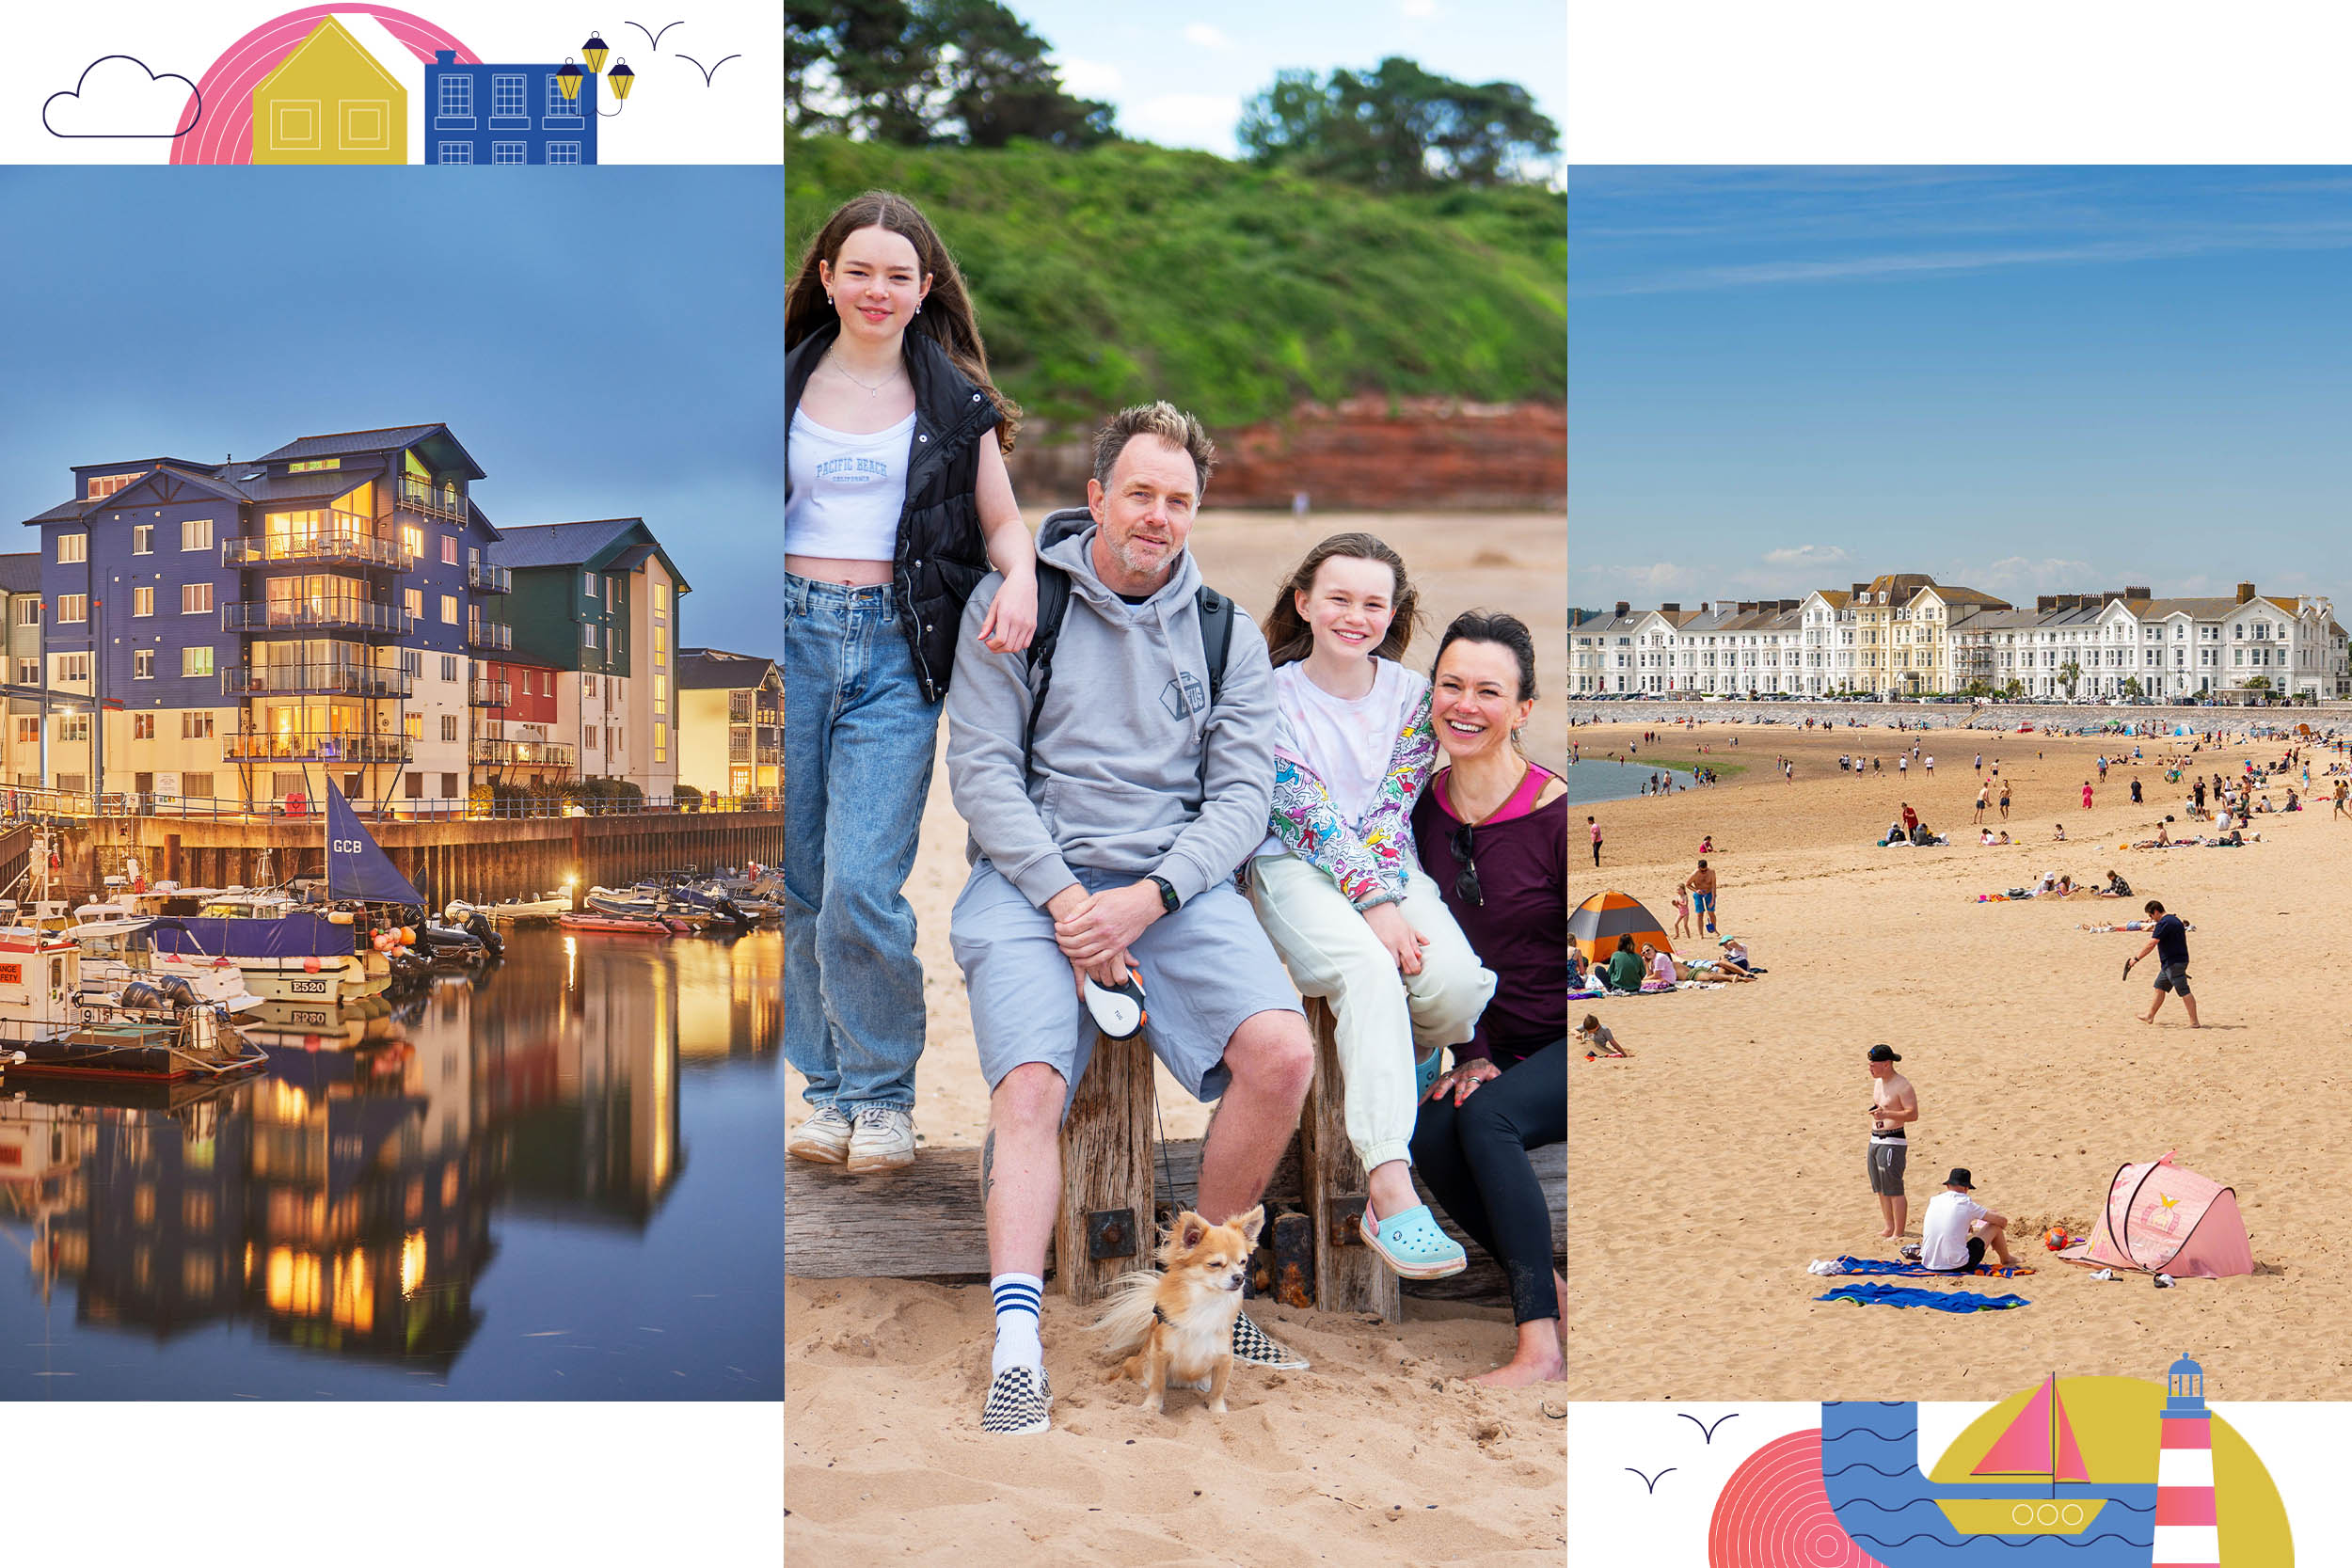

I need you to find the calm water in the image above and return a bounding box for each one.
[0,926,783,1399]
[1560,759,1694,806]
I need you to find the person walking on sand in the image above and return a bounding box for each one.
[1672,884,1692,939]
[2335,779,2348,819]
[1974,783,1989,824]
[1920,1169,2017,1273]
[2126,899,2200,1027]
[1867,1044,1917,1240]
[1588,815,1602,868]
[2082,780,2094,812]
[1925,753,1933,776]
[1999,780,2011,820]
[1686,858,1720,937]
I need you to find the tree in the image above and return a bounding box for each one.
[2004,678,2025,700]
[2122,675,2143,701]
[2058,659,2082,699]
[1238,56,1558,190]
[787,0,1113,148]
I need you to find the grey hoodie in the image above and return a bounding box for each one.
[946,510,1278,909]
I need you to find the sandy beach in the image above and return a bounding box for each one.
[1564,714,2352,1402]
[786,510,1567,1563]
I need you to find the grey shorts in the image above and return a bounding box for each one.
[950,859,1304,1119]
[1867,1139,1908,1196]
[2154,962,2191,996]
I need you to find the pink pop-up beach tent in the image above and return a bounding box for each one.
[2059,1149,2254,1278]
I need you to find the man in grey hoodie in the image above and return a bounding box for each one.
[946,402,1314,1434]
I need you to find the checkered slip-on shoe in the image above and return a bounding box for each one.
[980,1365,1052,1434]
[1231,1311,1310,1370]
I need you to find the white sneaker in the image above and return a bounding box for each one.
[786,1104,853,1164]
[845,1105,916,1173]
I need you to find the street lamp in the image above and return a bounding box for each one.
[602,59,634,116]
[581,32,610,73]
[556,58,585,102]
[576,33,633,117]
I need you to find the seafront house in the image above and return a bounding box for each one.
[494,518,689,800]
[423,51,598,166]
[20,424,524,808]
[0,554,42,786]
[248,16,408,166]
[676,649,781,801]
[1797,589,1856,696]
[1571,605,1645,696]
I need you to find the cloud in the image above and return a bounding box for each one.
[1183,24,1230,49]
[1400,0,1438,15]
[43,55,201,138]
[1762,544,1849,568]
[1125,94,1242,150]
[1054,55,1122,99]
[1574,562,1693,592]
[1972,556,2099,594]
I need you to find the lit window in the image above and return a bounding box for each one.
[133,712,153,738]
[441,535,458,565]
[287,459,342,473]
[133,587,153,617]
[403,589,423,620]
[183,646,214,678]
[182,518,214,551]
[54,654,88,684]
[58,532,86,563]
[133,524,153,554]
[438,142,473,166]
[583,624,597,650]
[57,714,88,742]
[440,594,458,625]
[87,474,134,500]
[491,141,527,166]
[134,650,154,680]
[56,594,87,624]
[182,583,215,614]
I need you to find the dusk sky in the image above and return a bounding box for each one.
[1570,167,2352,610]
[0,166,784,657]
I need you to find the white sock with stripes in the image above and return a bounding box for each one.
[990,1273,1044,1377]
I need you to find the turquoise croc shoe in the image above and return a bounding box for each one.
[1359,1202,1468,1279]
[1414,1048,1444,1099]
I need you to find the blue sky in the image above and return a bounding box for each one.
[1019,0,1565,166]
[0,166,784,657]
[1570,167,2352,610]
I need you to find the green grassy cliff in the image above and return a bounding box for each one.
[787,135,1565,429]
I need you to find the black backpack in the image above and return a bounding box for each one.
[1022,562,1234,766]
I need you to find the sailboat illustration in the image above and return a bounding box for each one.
[1934,1374,2109,1535]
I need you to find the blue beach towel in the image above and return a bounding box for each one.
[1829,1254,2035,1280]
[1816,1281,2030,1312]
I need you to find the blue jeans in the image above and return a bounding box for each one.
[783,573,941,1114]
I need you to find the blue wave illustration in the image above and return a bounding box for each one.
[1825,1460,1926,1480]
[1851,1534,2153,1552]
[1837,1497,1964,1516]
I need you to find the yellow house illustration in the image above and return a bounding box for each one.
[250,16,407,165]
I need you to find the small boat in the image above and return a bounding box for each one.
[62,906,268,1017]
[450,892,569,923]
[1933,1375,2108,1536]
[559,910,685,935]
[0,928,264,1082]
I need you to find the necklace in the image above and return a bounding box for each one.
[1448,752,1532,826]
[824,355,898,399]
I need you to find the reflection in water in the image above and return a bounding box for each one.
[0,928,781,1396]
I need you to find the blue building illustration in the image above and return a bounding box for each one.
[423,51,597,166]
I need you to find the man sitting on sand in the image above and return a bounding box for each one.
[1919,1168,2016,1273]
[2125,899,2200,1028]
[1866,1044,1917,1240]
[945,403,1314,1433]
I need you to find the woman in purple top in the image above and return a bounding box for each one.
[1408,611,1567,1385]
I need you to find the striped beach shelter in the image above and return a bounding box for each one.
[1569,891,1673,965]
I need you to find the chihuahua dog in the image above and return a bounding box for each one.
[1094,1205,1266,1415]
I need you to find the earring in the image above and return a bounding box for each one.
[825,292,833,305]
[915,301,923,316]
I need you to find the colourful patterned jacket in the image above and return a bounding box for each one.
[1264,688,1437,910]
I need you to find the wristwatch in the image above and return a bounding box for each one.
[1147,875,1180,914]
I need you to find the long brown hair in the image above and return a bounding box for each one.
[786,189,1021,451]
[1262,532,1420,670]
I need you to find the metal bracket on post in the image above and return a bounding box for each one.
[1086,1207,1138,1261]
[1327,1196,1368,1247]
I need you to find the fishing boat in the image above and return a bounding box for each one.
[0,928,264,1082]
[558,909,685,935]
[151,904,383,1003]
[1933,1374,2109,1535]
[449,890,570,923]
[62,906,268,1017]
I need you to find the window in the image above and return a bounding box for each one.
[405,713,423,740]
[493,74,524,116]
[584,573,598,599]
[441,772,459,798]
[16,599,40,626]
[654,583,669,612]
[584,727,597,752]
[401,648,422,676]
[132,524,152,555]
[653,626,667,660]
[13,719,34,744]
[583,624,597,649]
[440,594,459,626]
[440,715,459,742]
[654,673,667,713]
[57,532,86,564]
[287,459,341,473]
[654,722,667,764]
[56,594,87,624]
[181,711,214,739]
[182,583,214,615]
[437,141,473,165]
[546,74,574,115]
[439,76,470,117]
[401,525,423,559]
[132,712,154,739]
[440,655,459,683]
[548,141,580,165]
[182,646,214,678]
[183,770,213,798]
[57,714,87,742]
[604,577,613,610]
[182,518,213,552]
[87,474,135,500]
[405,771,423,800]
[12,658,34,685]
[441,535,458,565]
[133,586,153,617]
[133,649,153,680]
[403,588,424,620]
[492,141,527,166]
[582,674,596,698]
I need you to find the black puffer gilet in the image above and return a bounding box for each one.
[786,317,1003,701]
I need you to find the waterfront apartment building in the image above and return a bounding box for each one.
[497,518,689,800]
[0,554,41,786]
[1571,605,1645,695]
[19,424,516,807]
[422,50,598,166]
[676,649,780,800]
[1948,584,2347,702]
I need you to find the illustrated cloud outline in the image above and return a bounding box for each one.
[44,55,202,138]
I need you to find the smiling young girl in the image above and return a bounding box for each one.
[1246,534,1495,1281]
[784,192,1037,1174]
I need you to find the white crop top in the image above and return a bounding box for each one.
[786,407,915,560]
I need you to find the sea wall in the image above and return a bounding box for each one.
[1573,700,2343,736]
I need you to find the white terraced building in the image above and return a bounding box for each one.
[1570,605,1645,695]
[1950,583,2347,702]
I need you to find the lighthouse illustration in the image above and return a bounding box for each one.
[2153,1354,2220,1567]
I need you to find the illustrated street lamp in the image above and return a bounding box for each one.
[576,32,633,117]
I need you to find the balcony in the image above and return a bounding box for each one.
[467,562,512,594]
[225,730,413,764]
[394,476,469,524]
[226,600,415,639]
[467,621,512,652]
[468,677,511,707]
[469,737,575,768]
[225,532,409,572]
[224,663,414,700]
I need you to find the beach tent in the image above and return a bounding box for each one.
[2058,1150,2253,1278]
[1569,891,1672,964]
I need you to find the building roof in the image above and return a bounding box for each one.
[493,517,646,569]
[676,648,779,690]
[0,554,40,594]
[256,423,487,480]
[1918,584,2009,609]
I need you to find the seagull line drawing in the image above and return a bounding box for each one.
[1678,1411,1740,1444]
[627,20,684,50]
[677,52,740,86]
[1626,1467,1677,1494]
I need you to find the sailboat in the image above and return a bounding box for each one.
[1934,1374,2109,1535]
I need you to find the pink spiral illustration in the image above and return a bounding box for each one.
[169,7,475,165]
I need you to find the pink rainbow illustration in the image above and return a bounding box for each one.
[169,6,475,166]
